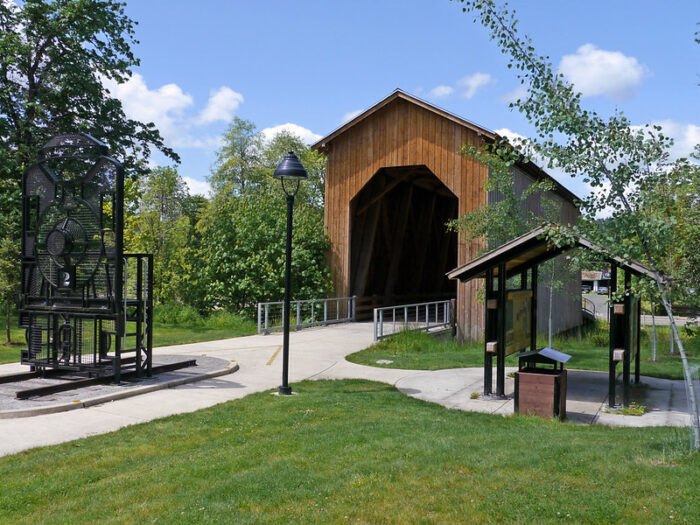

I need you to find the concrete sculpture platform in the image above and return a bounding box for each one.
[0,355,237,419]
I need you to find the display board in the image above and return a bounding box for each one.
[505,290,532,355]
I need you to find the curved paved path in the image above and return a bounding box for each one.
[0,323,692,457]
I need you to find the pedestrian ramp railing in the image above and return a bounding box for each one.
[373,300,453,342]
[257,296,356,334]
[582,296,597,319]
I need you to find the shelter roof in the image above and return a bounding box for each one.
[447,225,656,282]
[311,89,579,204]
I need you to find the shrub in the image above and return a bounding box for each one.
[591,331,608,347]
[205,310,257,332]
[154,303,204,326]
[154,303,257,333]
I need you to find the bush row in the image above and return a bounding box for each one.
[154,303,255,331]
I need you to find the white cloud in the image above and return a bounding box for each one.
[428,85,454,98]
[494,127,527,144]
[261,123,322,145]
[495,127,542,164]
[103,74,242,151]
[341,109,363,124]
[197,87,244,125]
[643,120,700,160]
[558,44,646,100]
[103,73,193,144]
[457,73,493,99]
[500,84,529,104]
[183,176,211,197]
[175,135,224,150]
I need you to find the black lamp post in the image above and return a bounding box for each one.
[273,151,308,395]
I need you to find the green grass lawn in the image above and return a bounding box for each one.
[150,319,257,348]
[347,330,486,370]
[0,315,257,365]
[0,379,698,524]
[0,324,25,365]
[348,324,700,380]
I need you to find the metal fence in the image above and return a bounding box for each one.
[257,296,356,334]
[373,299,453,342]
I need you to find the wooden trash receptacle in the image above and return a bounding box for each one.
[514,347,571,420]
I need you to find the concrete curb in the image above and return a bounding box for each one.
[0,361,239,420]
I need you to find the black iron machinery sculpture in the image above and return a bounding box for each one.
[20,133,153,381]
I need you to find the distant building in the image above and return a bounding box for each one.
[581,270,611,293]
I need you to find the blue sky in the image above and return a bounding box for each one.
[114,1,699,199]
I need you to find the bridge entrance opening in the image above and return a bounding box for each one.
[350,165,458,319]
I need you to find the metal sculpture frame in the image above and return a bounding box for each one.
[19,133,152,380]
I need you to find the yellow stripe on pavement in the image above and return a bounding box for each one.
[266,345,283,366]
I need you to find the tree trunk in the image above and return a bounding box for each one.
[651,301,657,362]
[5,302,10,344]
[548,270,554,347]
[670,324,675,354]
[668,255,675,355]
[658,284,700,450]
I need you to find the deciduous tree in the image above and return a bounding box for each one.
[0,0,177,331]
[0,237,19,343]
[125,167,193,304]
[0,0,176,184]
[196,121,331,316]
[459,0,700,448]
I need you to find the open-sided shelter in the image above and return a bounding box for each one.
[313,90,581,340]
[448,226,655,407]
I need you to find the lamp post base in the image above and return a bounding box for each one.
[278,385,293,396]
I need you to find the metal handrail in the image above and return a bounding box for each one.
[257,296,356,334]
[373,299,453,342]
[582,296,596,318]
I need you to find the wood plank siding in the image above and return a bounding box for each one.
[313,90,580,340]
[508,167,581,335]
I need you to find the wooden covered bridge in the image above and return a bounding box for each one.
[312,90,581,340]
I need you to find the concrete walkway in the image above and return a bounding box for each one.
[0,322,692,457]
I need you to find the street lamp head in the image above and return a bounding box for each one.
[274,151,308,181]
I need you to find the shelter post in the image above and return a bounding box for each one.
[496,262,507,397]
[623,270,632,407]
[484,267,495,395]
[530,266,538,352]
[635,293,641,384]
[608,263,618,408]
